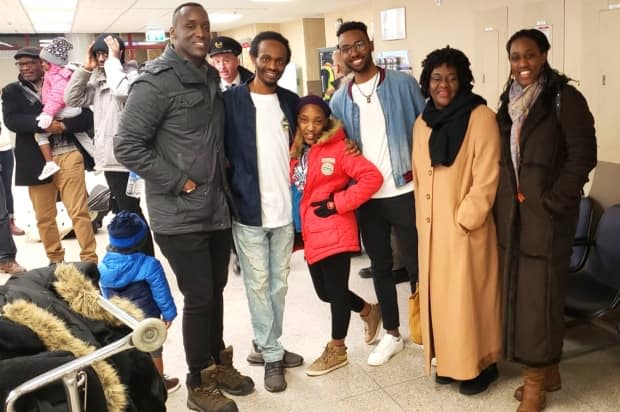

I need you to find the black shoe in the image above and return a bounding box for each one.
[435,374,454,385]
[459,363,499,395]
[358,266,373,279]
[247,341,303,368]
[264,361,286,392]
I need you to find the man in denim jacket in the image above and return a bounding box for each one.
[330,21,425,366]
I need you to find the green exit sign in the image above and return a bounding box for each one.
[145,30,166,42]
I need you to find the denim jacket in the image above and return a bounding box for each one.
[330,68,425,186]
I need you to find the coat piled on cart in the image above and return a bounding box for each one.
[0,263,166,411]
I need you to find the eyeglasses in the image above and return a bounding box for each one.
[14,60,38,69]
[338,40,367,56]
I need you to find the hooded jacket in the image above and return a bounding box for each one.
[114,45,231,235]
[98,252,177,322]
[0,263,166,411]
[291,121,382,264]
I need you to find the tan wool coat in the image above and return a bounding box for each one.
[412,105,502,380]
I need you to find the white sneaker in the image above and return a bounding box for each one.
[38,161,60,180]
[367,334,404,366]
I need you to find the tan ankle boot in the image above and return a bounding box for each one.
[517,367,546,412]
[514,363,561,401]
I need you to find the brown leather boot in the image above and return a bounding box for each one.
[514,363,561,401]
[187,364,238,412]
[215,346,255,395]
[517,367,546,412]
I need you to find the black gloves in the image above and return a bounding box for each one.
[311,194,337,218]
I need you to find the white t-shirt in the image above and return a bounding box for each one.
[353,72,413,198]
[251,92,292,228]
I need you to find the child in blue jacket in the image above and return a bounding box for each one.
[98,211,179,393]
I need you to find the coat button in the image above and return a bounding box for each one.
[425,194,430,200]
[426,217,430,223]
[428,169,432,176]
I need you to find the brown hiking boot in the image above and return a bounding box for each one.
[187,364,238,412]
[216,346,254,395]
[514,363,561,401]
[0,260,26,275]
[305,342,348,376]
[361,303,382,344]
[517,367,547,412]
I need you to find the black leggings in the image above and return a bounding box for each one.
[307,252,365,340]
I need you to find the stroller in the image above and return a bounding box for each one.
[0,263,167,412]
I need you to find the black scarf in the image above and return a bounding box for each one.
[422,91,486,167]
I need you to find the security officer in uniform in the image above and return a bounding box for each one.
[208,36,253,91]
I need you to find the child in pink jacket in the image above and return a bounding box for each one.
[36,37,90,180]
[290,95,383,376]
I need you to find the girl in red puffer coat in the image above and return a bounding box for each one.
[290,95,383,377]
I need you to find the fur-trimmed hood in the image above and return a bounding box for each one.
[290,118,344,159]
[0,263,162,412]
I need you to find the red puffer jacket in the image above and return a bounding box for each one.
[291,121,383,264]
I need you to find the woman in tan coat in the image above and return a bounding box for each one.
[412,46,501,395]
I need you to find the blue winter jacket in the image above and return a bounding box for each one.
[223,83,299,226]
[330,68,425,187]
[98,252,177,321]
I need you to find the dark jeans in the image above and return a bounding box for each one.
[155,229,231,387]
[307,252,365,340]
[104,171,154,256]
[358,192,419,331]
[0,149,15,216]
[0,157,16,261]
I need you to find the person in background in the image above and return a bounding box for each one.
[35,37,92,181]
[64,33,154,257]
[2,47,97,265]
[0,121,26,275]
[223,31,304,393]
[115,4,254,412]
[98,211,180,393]
[412,46,501,395]
[290,95,383,376]
[0,121,25,236]
[495,29,597,412]
[208,36,253,91]
[330,21,425,366]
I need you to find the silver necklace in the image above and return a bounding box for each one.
[355,71,379,103]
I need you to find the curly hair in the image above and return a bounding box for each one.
[336,21,370,40]
[249,31,291,64]
[419,46,474,98]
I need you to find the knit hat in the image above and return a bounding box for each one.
[297,94,331,118]
[40,37,73,66]
[107,211,148,249]
[92,33,126,64]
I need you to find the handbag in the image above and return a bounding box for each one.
[409,283,423,345]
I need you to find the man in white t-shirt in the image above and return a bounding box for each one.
[330,21,426,366]
[223,31,302,393]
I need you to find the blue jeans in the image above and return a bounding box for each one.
[233,222,293,363]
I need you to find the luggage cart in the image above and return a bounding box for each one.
[4,297,167,412]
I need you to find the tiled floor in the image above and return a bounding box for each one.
[3,186,620,411]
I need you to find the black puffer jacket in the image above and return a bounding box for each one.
[495,70,597,366]
[0,263,166,411]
